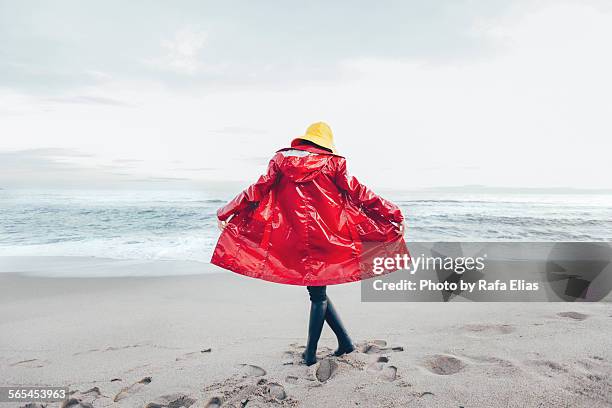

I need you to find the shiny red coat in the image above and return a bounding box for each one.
[211,144,408,286]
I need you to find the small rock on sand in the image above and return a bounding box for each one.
[558,311,589,320]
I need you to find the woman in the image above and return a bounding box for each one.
[211,122,407,366]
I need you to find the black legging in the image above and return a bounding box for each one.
[307,285,327,302]
[303,285,353,365]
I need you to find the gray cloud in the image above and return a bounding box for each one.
[0,149,97,185]
[0,0,520,95]
[0,149,165,188]
[45,95,131,106]
[5,148,94,158]
[0,148,211,188]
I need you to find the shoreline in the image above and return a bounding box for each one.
[0,256,217,278]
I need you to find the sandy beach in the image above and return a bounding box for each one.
[1,257,611,408]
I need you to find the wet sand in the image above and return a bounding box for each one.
[0,257,611,407]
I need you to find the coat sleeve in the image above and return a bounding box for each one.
[217,155,281,221]
[334,158,404,223]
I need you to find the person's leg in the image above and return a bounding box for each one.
[304,286,328,366]
[325,297,355,356]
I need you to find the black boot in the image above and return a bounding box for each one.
[303,299,327,366]
[325,298,355,356]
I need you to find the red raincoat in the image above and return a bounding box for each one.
[211,144,409,285]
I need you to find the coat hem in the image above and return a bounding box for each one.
[211,257,400,286]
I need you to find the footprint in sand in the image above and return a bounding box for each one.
[284,344,338,366]
[424,355,466,375]
[239,364,266,377]
[285,375,299,384]
[361,344,383,354]
[458,354,518,376]
[80,387,101,397]
[284,339,397,383]
[61,399,94,408]
[144,393,196,408]
[204,397,222,408]
[72,348,100,356]
[204,378,291,407]
[175,348,212,361]
[528,359,568,377]
[558,311,589,320]
[462,323,515,336]
[363,354,398,381]
[282,351,299,365]
[381,365,398,382]
[113,376,152,402]
[357,340,405,354]
[315,358,338,382]
[367,356,389,371]
[65,387,104,408]
[103,344,142,352]
[267,383,287,400]
[10,358,47,368]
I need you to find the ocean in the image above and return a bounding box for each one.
[1,189,611,263]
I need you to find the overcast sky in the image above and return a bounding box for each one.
[1,0,611,190]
